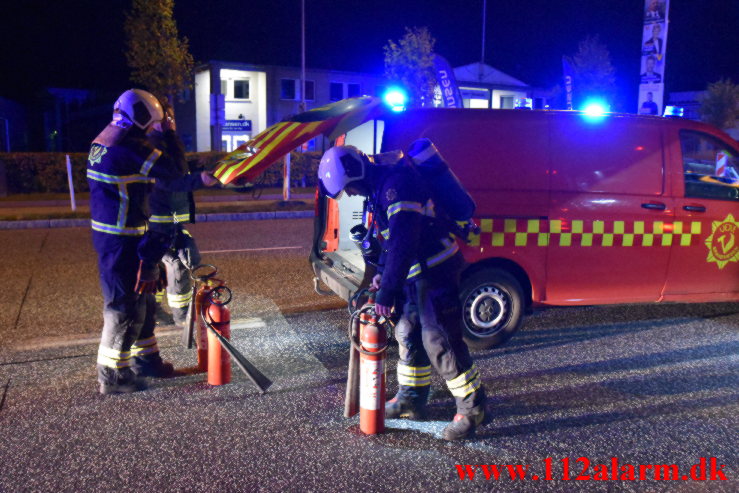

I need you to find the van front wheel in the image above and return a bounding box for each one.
[459,268,524,350]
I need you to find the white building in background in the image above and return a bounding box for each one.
[177,61,386,152]
[452,62,548,110]
[174,60,547,152]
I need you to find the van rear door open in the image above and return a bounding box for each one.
[546,114,672,304]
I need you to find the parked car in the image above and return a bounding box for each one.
[311,108,739,349]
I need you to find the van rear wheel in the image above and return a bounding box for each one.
[460,268,524,350]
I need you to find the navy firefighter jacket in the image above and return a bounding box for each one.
[148,131,198,237]
[372,162,461,307]
[86,134,202,237]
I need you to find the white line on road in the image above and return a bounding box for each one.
[200,246,305,254]
[11,318,266,351]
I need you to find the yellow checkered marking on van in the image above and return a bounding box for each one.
[466,219,703,247]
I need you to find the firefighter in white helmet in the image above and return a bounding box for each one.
[318,145,487,440]
[87,89,218,394]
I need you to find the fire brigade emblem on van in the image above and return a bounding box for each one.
[705,213,739,270]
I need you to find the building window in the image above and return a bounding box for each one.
[500,96,514,109]
[220,80,228,97]
[234,80,250,100]
[304,80,315,101]
[347,83,361,98]
[330,82,344,101]
[281,79,297,100]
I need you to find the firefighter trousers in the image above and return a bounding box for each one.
[393,258,486,415]
[158,229,201,326]
[93,232,162,382]
[161,251,194,325]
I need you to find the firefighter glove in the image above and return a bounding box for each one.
[135,261,167,294]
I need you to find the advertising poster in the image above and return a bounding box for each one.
[637,0,670,116]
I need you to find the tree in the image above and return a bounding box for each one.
[699,79,739,130]
[383,27,436,108]
[124,0,194,104]
[563,35,617,108]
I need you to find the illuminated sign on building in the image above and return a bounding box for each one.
[223,120,252,132]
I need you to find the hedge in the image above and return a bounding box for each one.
[0,150,322,194]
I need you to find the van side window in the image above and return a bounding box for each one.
[680,130,739,202]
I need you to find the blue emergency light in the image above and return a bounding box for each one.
[663,106,684,118]
[383,87,407,112]
[581,100,610,121]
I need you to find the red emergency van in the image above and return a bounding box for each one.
[310,108,739,349]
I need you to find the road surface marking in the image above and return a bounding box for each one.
[11,318,266,351]
[200,246,305,254]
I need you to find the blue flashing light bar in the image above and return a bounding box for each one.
[383,87,407,112]
[663,106,684,118]
[581,100,610,121]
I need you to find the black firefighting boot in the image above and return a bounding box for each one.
[98,366,149,395]
[385,386,429,420]
[442,387,488,441]
[441,408,486,441]
[132,353,175,378]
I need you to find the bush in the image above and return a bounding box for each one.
[0,149,322,194]
[1,153,89,194]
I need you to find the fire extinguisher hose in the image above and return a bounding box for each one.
[199,285,273,393]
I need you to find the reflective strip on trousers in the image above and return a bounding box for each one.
[167,292,192,309]
[446,365,481,398]
[130,336,160,357]
[97,345,132,369]
[397,363,432,387]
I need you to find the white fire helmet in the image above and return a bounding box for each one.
[318,146,368,199]
[112,89,164,130]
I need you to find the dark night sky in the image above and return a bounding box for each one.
[1,0,737,107]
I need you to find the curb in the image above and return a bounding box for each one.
[0,210,314,230]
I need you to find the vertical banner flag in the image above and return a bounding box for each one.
[433,55,464,108]
[562,57,574,110]
[638,0,670,116]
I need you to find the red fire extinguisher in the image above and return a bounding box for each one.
[204,285,232,386]
[185,264,273,393]
[188,265,221,372]
[359,306,387,434]
[346,293,389,435]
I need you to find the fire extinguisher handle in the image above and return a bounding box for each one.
[207,285,232,306]
[190,264,218,282]
[348,305,390,356]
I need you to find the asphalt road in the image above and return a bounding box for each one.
[0,218,737,492]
